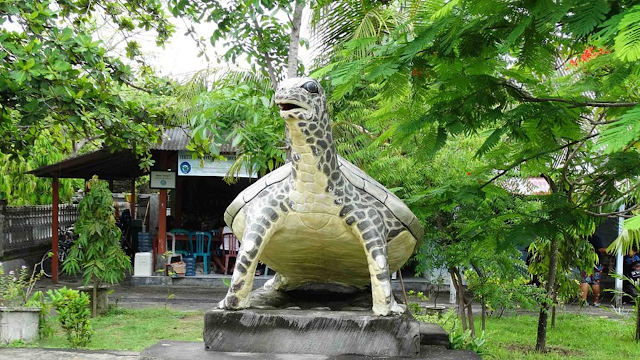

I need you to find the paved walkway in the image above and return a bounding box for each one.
[32,275,636,316]
[0,275,634,360]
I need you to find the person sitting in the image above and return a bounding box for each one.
[580,234,608,307]
[212,226,239,274]
[623,247,640,301]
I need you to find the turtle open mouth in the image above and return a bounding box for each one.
[278,103,302,111]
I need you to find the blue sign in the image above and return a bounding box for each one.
[180,161,191,174]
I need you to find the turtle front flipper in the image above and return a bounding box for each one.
[349,212,406,316]
[218,206,285,310]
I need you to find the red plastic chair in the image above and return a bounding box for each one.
[222,233,238,275]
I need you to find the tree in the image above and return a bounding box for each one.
[176,69,287,178]
[0,127,81,205]
[314,0,640,352]
[1,0,177,167]
[168,0,304,88]
[63,176,131,317]
[360,134,545,335]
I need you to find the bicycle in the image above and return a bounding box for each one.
[39,226,76,278]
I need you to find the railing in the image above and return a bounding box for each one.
[1,204,79,257]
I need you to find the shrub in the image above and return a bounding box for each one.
[48,287,93,348]
[25,290,53,339]
[0,262,41,307]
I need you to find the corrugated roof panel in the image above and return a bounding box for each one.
[154,126,192,151]
[153,126,238,154]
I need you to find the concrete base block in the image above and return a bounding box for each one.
[420,323,450,346]
[0,307,40,344]
[204,309,420,357]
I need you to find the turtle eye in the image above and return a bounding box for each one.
[301,81,319,93]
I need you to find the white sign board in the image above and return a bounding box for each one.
[150,171,176,189]
[177,151,256,178]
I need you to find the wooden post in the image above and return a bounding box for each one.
[130,180,136,219]
[157,152,168,254]
[175,176,183,227]
[52,176,59,283]
[158,189,167,254]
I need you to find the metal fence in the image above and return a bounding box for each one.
[0,204,79,258]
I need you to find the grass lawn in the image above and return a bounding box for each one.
[28,306,204,351]
[476,312,639,360]
[14,305,640,359]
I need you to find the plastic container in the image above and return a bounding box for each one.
[184,256,196,277]
[133,252,153,276]
[137,232,152,252]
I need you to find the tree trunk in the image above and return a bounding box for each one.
[551,282,558,328]
[450,267,468,331]
[466,298,475,337]
[636,301,640,341]
[286,0,304,78]
[481,302,486,332]
[535,235,560,352]
[92,279,98,318]
[471,262,485,332]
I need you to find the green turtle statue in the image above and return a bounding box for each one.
[218,77,424,316]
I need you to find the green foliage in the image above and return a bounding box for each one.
[405,290,429,314]
[609,229,640,258]
[47,287,93,348]
[28,307,202,351]
[606,272,640,341]
[450,330,486,353]
[0,0,175,165]
[465,251,547,316]
[25,290,54,339]
[610,5,640,62]
[63,176,131,315]
[168,0,299,84]
[416,308,486,354]
[0,127,81,205]
[172,69,286,180]
[0,262,41,307]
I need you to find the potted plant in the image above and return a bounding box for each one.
[0,262,43,344]
[63,176,131,317]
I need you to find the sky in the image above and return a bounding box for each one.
[135,9,313,82]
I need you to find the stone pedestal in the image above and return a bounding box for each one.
[204,309,420,357]
[0,307,40,344]
[78,286,110,315]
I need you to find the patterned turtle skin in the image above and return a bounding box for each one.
[218,77,424,316]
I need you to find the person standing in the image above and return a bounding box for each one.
[580,234,608,307]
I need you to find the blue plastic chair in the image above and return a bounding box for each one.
[169,228,191,256]
[190,231,212,275]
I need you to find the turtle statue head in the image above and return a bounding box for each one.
[275,77,327,125]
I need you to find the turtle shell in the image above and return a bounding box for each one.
[224,156,424,245]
